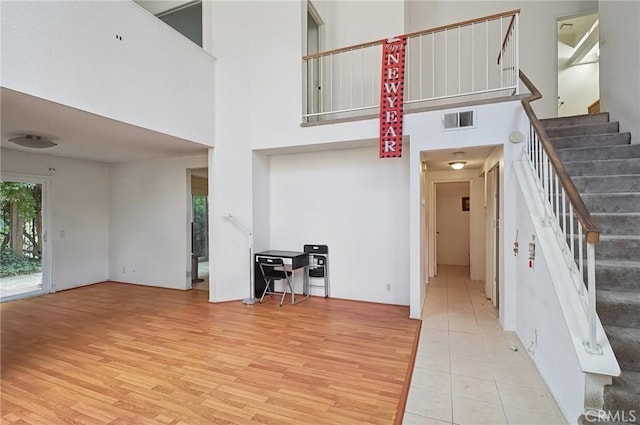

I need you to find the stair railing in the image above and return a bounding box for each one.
[519,70,602,354]
[302,10,520,122]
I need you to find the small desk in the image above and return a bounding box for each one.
[254,250,309,302]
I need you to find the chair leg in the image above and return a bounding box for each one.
[260,280,271,303]
[288,279,295,305]
[278,276,293,306]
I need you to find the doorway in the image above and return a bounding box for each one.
[434,182,471,274]
[306,1,323,120]
[190,168,208,290]
[0,176,50,301]
[557,12,600,116]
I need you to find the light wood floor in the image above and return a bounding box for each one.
[1,282,419,425]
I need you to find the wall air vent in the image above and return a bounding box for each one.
[442,110,475,131]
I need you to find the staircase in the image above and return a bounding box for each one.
[541,112,640,424]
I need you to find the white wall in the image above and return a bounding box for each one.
[435,182,471,266]
[406,1,598,118]
[252,153,271,255]
[205,0,613,326]
[207,0,408,304]
[208,3,527,316]
[268,146,410,305]
[0,149,110,291]
[599,0,640,140]
[319,1,405,50]
[109,155,207,289]
[558,41,599,117]
[0,0,215,145]
[420,165,429,305]
[511,176,586,424]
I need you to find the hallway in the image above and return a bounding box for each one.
[403,265,566,425]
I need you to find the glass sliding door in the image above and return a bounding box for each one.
[192,194,208,281]
[0,178,49,301]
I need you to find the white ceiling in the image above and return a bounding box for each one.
[134,0,195,16]
[558,14,598,48]
[421,145,498,171]
[1,88,208,164]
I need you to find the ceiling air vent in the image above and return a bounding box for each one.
[442,110,475,131]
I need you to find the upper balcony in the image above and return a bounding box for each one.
[0,0,215,146]
[302,10,520,124]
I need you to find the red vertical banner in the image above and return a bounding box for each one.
[379,36,407,158]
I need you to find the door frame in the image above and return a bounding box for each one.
[485,165,500,306]
[1,172,52,302]
[304,1,324,119]
[555,9,600,116]
[428,178,473,278]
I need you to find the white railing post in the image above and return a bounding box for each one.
[578,226,584,287]
[499,17,504,90]
[471,25,475,92]
[515,13,520,94]
[444,29,448,96]
[585,242,602,354]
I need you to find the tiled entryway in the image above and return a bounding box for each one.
[403,265,567,425]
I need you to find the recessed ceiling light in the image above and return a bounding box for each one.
[8,135,57,149]
[560,23,574,31]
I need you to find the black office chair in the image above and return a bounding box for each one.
[257,257,294,306]
[303,244,329,298]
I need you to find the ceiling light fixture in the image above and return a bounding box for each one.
[449,161,467,170]
[8,135,57,149]
[449,151,467,170]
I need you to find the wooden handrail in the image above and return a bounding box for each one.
[497,13,517,64]
[303,9,521,61]
[519,70,600,244]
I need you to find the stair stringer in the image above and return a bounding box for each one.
[513,159,620,420]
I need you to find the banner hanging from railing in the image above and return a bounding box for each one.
[379,35,407,158]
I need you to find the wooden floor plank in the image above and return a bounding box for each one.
[1,282,418,424]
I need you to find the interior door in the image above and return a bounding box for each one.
[307,5,322,118]
[0,177,50,302]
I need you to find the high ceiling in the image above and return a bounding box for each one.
[558,13,599,65]
[1,88,208,164]
[558,13,598,48]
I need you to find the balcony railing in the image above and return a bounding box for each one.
[302,10,519,122]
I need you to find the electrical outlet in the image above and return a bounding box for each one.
[385,283,391,292]
[122,267,125,274]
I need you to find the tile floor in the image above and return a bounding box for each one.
[403,265,567,425]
